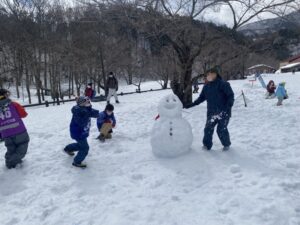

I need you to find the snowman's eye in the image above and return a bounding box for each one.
[173,99,176,102]
[166,99,169,103]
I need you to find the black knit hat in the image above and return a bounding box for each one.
[0,89,9,100]
[105,104,114,112]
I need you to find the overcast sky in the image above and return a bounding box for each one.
[202,6,282,27]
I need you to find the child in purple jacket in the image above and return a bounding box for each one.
[0,89,29,169]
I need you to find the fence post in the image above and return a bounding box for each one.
[45,101,49,107]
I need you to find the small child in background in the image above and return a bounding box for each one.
[266,80,276,99]
[97,104,116,142]
[64,96,99,168]
[275,82,288,106]
[0,89,29,169]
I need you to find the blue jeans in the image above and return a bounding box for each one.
[203,114,231,150]
[65,139,89,164]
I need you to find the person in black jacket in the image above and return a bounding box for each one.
[106,72,119,104]
[185,67,234,151]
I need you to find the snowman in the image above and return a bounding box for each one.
[151,94,193,158]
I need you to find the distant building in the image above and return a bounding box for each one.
[247,64,276,75]
[279,54,300,73]
[280,54,300,67]
[280,62,300,73]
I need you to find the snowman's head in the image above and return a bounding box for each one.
[158,94,182,118]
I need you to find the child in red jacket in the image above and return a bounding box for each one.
[266,80,276,99]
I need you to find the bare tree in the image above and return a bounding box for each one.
[224,0,300,30]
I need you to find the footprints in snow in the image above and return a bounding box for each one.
[229,164,243,181]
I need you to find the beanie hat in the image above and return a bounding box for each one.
[0,89,9,100]
[206,66,221,76]
[105,104,114,112]
[76,96,90,106]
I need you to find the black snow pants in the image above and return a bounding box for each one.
[4,131,29,169]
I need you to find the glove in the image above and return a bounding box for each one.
[112,124,116,128]
[183,103,195,109]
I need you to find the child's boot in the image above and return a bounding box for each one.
[98,134,106,142]
[106,133,112,139]
[72,162,87,168]
[63,148,75,156]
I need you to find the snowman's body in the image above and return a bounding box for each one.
[151,94,193,158]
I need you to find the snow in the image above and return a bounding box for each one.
[151,94,193,158]
[1,73,300,225]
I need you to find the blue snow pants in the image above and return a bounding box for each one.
[64,139,89,164]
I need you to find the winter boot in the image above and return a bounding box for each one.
[106,133,112,139]
[63,148,75,156]
[72,162,87,168]
[202,146,211,151]
[98,134,106,142]
[223,146,230,151]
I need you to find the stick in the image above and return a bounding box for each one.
[242,90,247,107]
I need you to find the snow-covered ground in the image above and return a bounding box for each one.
[0,73,300,225]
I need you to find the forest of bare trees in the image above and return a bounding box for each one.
[0,0,299,105]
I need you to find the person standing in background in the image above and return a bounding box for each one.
[85,83,95,100]
[106,72,119,104]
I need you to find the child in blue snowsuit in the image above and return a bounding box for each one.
[275,82,287,106]
[185,67,234,151]
[97,104,116,142]
[64,96,99,168]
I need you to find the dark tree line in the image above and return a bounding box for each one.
[0,0,298,105]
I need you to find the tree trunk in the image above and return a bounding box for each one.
[74,71,81,96]
[25,62,32,104]
[71,69,74,97]
[172,60,193,106]
[68,68,72,99]
[162,74,169,89]
[99,49,107,94]
[128,72,133,85]
[15,75,20,99]
[44,49,48,89]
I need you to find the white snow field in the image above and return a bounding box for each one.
[1,73,300,225]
